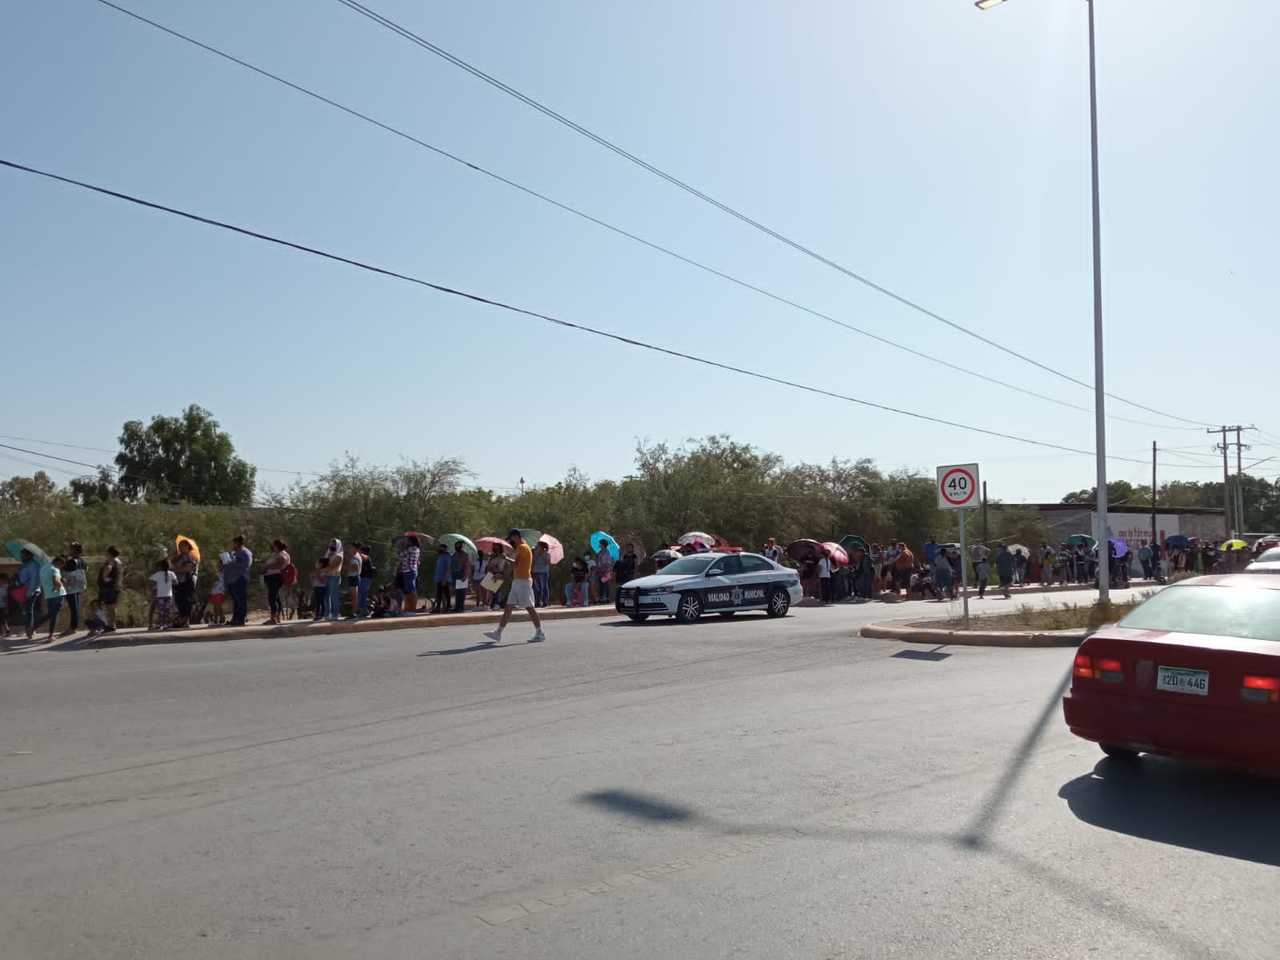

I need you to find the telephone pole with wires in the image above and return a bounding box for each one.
[1207,425,1255,536]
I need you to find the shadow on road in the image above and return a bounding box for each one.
[891,647,950,662]
[599,614,774,628]
[418,641,522,656]
[578,782,1212,958]
[1059,757,1280,867]
[580,789,694,822]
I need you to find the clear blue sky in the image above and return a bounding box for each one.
[3,0,1277,502]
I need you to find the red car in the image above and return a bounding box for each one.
[1063,575,1280,776]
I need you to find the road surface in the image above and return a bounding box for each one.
[1,588,1274,959]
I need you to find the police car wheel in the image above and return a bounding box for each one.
[675,593,703,624]
[718,611,736,618]
[766,588,790,618]
[627,614,649,623]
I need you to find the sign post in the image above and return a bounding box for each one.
[936,463,980,629]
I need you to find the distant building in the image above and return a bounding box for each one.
[1028,503,1225,550]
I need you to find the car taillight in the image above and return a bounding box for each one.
[1241,675,1280,704]
[1073,654,1123,683]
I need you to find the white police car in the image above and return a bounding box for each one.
[616,552,803,623]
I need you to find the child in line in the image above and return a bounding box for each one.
[370,584,390,619]
[310,558,328,621]
[208,573,227,626]
[85,599,110,638]
[150,558,178,632]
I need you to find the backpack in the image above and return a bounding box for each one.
[280,562,299,586]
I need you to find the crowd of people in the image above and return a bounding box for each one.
[0,531,652,645]
[0,527,1264,647]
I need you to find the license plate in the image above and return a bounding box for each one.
[1156,666,1209,696]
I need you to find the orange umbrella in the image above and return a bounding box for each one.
[174,535,201,564]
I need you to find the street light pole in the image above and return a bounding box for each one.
[1086,0,1109,603]
[977,0,1109,602]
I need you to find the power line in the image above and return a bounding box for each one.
[329,0,1217,431]
[0,432,325,477]
[87,0,1188,435]
[6,156,1207,472]
[0,433,114,455]
[0,452,86,480]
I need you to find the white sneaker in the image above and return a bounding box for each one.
[529,630,546,643]
[483,630,503,644]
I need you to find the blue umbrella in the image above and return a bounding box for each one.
[5,538,49,566]
[1164,535,1191,549]
[590,530,620,560]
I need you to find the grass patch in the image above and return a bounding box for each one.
[938,593,1153,632]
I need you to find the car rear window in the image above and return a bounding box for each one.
[1119,584,1280,642]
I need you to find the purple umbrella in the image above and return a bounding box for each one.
[1109,538,1130,559]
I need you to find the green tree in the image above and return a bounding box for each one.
[70,467,116,506]
[113,405,256,505]
[1060,480,1143,506]
[0,470,72,513]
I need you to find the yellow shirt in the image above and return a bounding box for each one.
[513,542,533,580]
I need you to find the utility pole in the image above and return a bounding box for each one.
[982,481,989,544]
[1151,440,1157,550]
[1236,427,1248,534]
[1207,425,1256,536]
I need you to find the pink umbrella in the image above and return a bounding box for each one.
[537,533,564,564]
[822,541,850,566]
[475,536,514,559]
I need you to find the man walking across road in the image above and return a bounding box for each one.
[484,530,545,644]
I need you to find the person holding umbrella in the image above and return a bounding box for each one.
[483,530,545,644]
[15,548,42,641]
[451,541,471,612]
[171,538,200,628]
[594,547,616,604]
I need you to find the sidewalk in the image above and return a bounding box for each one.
[23,603,620,652]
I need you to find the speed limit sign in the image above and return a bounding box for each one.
[936,463,980,510]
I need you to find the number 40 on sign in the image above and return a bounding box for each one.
[936,463,980,511]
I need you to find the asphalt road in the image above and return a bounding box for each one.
[1,589,1275,959]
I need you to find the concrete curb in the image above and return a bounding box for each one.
[860,620,1086,648]
[35,604,621,651]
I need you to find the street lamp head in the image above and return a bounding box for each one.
[975,0,1008,9]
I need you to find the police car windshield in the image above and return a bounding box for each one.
[658,557,715,576]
